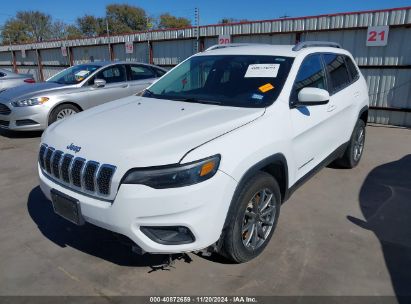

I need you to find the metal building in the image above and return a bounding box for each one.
[0,6,410,126]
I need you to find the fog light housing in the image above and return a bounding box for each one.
[140,226,195,245]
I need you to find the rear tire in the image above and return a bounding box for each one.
[49,104,80,125]
[334,119,366,169]
[218,172,281,263]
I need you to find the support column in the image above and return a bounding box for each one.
[11,50,17,73]
[36,49,44,82]
[148,41,153,64]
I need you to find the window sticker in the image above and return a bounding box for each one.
[251,93,264,100]
[258,83,274,93]
[244,64,280,78]
[75,70,90,77]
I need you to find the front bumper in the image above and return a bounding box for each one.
[39,165,237,253]
[0,104,48,131]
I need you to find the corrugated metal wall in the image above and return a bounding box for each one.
[72,45,110,64]
[0,52,12,66]
[41,48,69,66]
[42,66,66,80]
[112,42,148,63]
[0,6,410,126]
[233,33,296,44]
[152,40,197,66]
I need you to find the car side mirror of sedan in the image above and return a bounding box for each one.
[296,87,330,106]
[94,79,106,88]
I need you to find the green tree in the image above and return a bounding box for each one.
[17,11,53,41]
[1,10,55,43]
[65,25,83,39]
[76,15,105,37]
[158,13,191,29]
[1,19,30,44]
[106,4,147,34]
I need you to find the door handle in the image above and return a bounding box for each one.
[327,105,336,112]
[121,84,129,88]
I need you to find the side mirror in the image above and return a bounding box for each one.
[94,79,106,88]
[296,87,330,106]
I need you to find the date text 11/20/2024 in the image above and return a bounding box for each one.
[149,296,258,303]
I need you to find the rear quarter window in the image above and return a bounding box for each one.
[345,56,360,82]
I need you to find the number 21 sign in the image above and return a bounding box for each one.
[366,26,389,47]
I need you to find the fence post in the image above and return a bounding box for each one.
[35,49,44,82]
[68,47,74,66]
[148,41,153,64]
[11,50,17,73]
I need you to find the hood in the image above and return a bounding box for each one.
[0,82,68,102]
[43,96,265,168]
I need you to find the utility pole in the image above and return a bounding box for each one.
[146,16,152,64]
[106,17,113,61]
[194,7,200,53]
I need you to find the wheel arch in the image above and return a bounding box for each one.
[359,105,368,124]
[233,153,289,205]
[217,153,289,251]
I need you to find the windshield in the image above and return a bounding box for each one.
[47,64,100,85]
[143,55,294,108]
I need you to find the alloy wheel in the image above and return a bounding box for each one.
[241,188,277,250]
[353,127,365,161]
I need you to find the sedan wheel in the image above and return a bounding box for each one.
[56,108,77,120]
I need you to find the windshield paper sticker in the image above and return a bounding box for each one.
[245,64,280,78]
[259,83,274,93]
[75,70,90,77]
[252,93,264,100]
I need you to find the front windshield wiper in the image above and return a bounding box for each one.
[173,97,222,105]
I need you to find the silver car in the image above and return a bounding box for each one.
[0,68,35,92]
[0,61,166,131]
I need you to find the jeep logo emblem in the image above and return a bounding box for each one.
[67,143,81,153]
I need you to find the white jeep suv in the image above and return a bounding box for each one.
[38,42,369,263]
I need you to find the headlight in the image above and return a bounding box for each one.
[12,97,49,107]
[122,155,221,188]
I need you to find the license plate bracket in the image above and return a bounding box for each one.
[51,189,85,225]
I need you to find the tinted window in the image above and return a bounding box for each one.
[291,54,327,101]
[323,54,351,93]
[129,65,155,80]
[96,65,126,84]
[144,55,294,108]
[345,56,359,81]
[155,68,166,77]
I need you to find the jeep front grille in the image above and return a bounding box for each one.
[39,144,116,198]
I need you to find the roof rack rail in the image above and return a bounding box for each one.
[292,41,342,51]
[205,43,267,51]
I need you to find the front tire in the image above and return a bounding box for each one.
[335,119,366,169]
[49,104,80,125]
[218,172,281,263]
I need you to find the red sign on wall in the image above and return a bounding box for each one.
[366,26,389,47]
[218,34,231,45]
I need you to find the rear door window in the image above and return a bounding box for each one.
[129,65,156,80]
[323,54,351,93]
